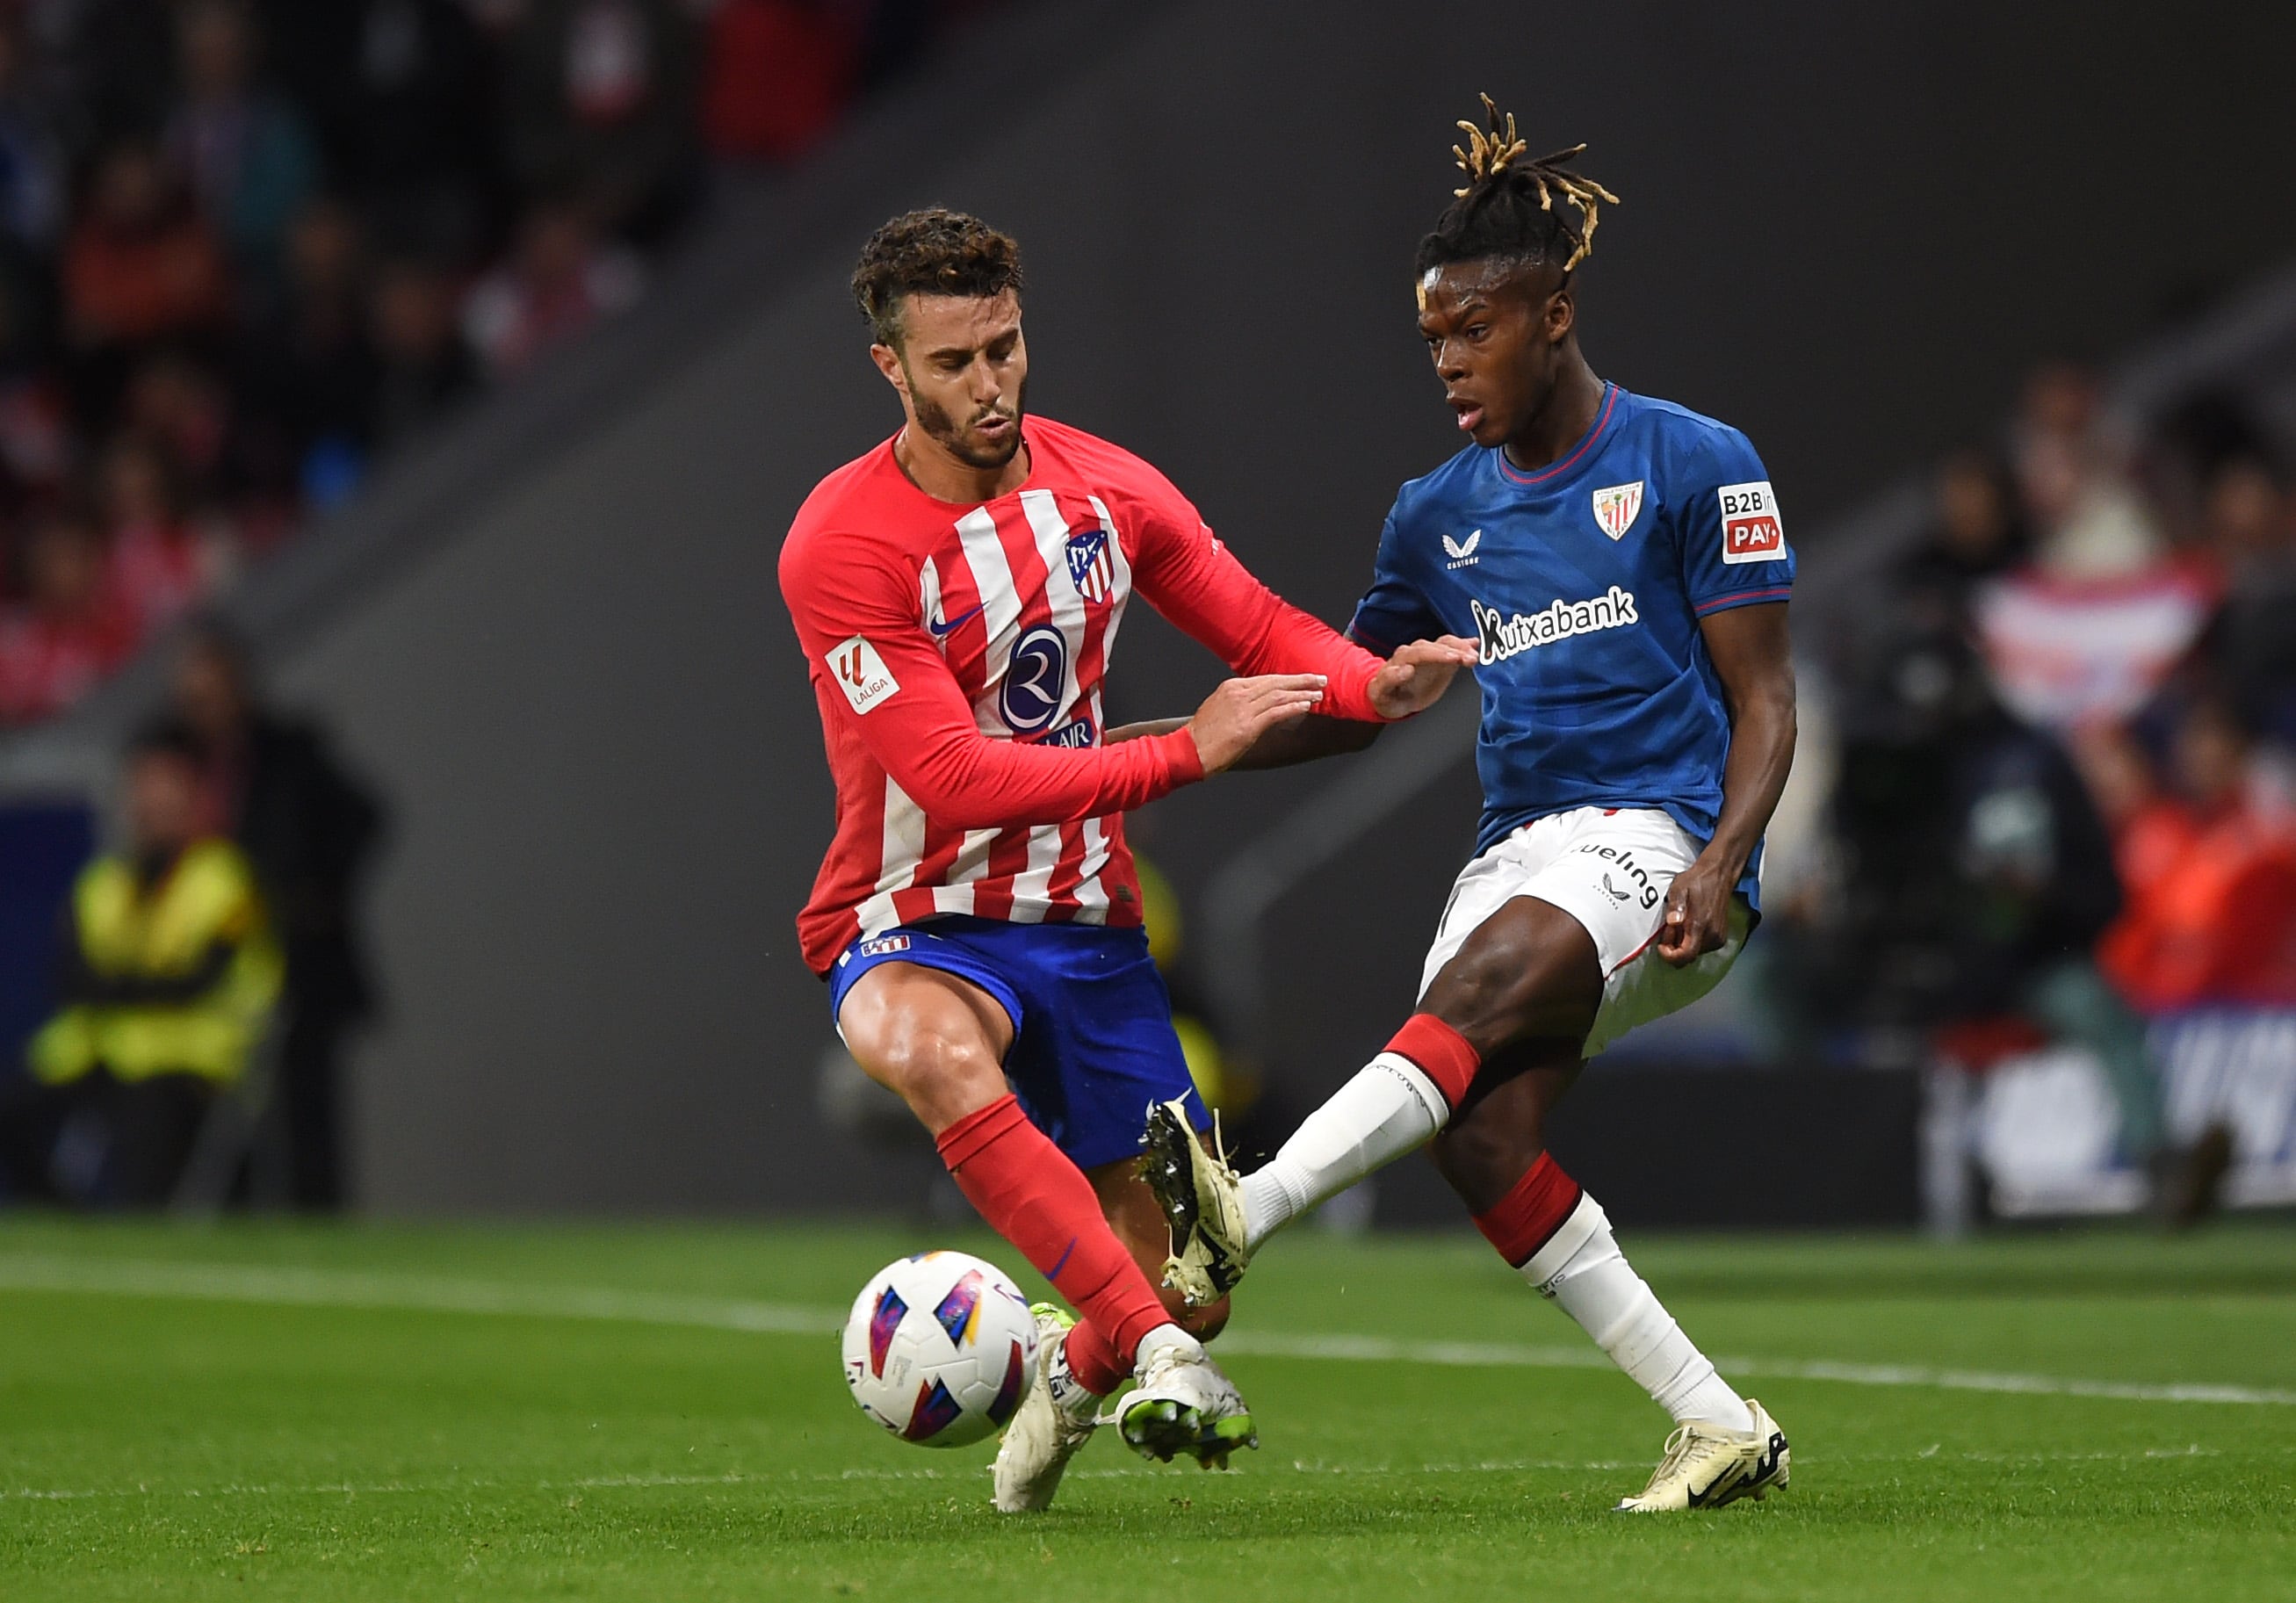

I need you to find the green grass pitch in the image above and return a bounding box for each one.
[2,1216,2292,1601]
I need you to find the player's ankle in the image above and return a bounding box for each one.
[1239,1165,1304,1249]
[1662,1372,1754,1435]
[1132,1322,1201,1370]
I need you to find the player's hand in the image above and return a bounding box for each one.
[1188,675,1328,774]
[1657,856,1733,967]
[1367,636,1478,720]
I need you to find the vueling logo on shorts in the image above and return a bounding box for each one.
[1469,585,1639,665]
[1574,841,1665,910]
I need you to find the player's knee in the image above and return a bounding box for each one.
[1433,922,1599,1047]
[1166,1289,1230,1342]
[849,1015,1005,1130]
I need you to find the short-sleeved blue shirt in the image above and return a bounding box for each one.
[1348,384,1793,904]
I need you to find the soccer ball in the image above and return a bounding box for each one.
[841,1251,1039,1448]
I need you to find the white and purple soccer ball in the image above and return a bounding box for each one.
[841,1251,1039,1448]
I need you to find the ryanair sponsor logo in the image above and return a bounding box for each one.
[1469,585,1639,665]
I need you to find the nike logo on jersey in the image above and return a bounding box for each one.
[1442,530,1483,568]
[927,603,984,639]
[1470,586,1640,665]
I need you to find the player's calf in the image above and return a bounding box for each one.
[1451,1074,1754,1460]
[1090,1151,1230,1337]
[1145,1015,1481,1305]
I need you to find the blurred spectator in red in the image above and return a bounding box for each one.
[162,0,320,305]
[368,256,478,448]
[125,354,235,509]
[502,0,700,240]
[702,0,858,166]
[0,512,136,724]
[95,431,213,637]
[461,199,641,379]
[62,141,230,422]
[2100,698,2296,1014]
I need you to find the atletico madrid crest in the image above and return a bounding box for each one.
[1065,527,1116,603]
[1592,480,1644,540]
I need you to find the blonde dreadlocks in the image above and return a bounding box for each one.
[1420,93,1620,278]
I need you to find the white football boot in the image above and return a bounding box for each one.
[1138,1099,1253,1309]
[1116,1331,1259,1470]
[1614,1399,1790,1513]
[990,1304,1101,1513]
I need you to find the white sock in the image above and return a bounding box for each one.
[1520,1195,1754,1433]
[1239,1054,1448,1250]
[1131,1321,1200,1372]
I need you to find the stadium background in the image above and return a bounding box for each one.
[1,0,2293,1224]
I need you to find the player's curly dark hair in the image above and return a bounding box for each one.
[1415,95,1619,285]
[851,208,1024,349]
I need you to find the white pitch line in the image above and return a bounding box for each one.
[0,1445,2256,1507]
[0,1255,832,1334]
[3,1254,2292,1408]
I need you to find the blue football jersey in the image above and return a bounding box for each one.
[1349,384,1793,904]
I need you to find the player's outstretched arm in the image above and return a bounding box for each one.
[786,531,1223,829]
[1124,502,1407,722]
[1108,636,1475,769]
[1657,602,1795,965]
[1187,675,1334,773]
[1365,636,1478,718]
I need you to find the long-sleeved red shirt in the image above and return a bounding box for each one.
[779,415,1386,974]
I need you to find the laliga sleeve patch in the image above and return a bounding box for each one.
[827,635,901,714]
[1718,480,1786,564]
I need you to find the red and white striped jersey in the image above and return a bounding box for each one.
[779,415,1386,975]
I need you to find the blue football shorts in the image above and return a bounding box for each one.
[826,914,1208,1170]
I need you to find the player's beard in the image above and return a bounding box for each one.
[910,376,1028,471]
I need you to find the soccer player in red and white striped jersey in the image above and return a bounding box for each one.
[778,210,1472,1509]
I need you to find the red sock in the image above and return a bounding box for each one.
[1471,1152,1584,1267]
[1386,1013,1482,1110]
[935,1094,1169,1390]
[1059,1316,1130,1397]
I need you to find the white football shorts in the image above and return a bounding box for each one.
[1417,805,1752,1059]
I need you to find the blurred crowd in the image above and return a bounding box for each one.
[1765,357,2296,1207]
[0,0,991,729]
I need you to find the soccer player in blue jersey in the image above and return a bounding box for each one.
[1142,99,1799,1513]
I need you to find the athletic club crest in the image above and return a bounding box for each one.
[1065,526,1116,603]
[1592,480,1645,540]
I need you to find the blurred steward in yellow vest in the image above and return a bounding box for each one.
[0,722,282,1208]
